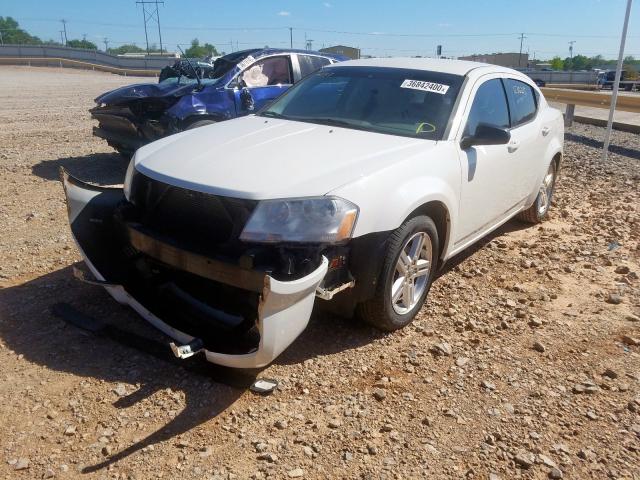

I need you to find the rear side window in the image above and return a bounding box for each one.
[464,79,510,136]
[504,79,537,127]
[298,55,332,78]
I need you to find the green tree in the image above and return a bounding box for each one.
[184,38,219,58]
[66,39,97,50]
[550,56,564,70]
[107,44,164,55]
[108,44,145,55]
[0,16,42,44]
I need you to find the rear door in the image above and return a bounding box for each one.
[502,78,544,199]
[234,55,294,114]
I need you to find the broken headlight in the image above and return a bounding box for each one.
[240,197,358,244]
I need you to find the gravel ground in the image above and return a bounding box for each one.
[0,66,639,480]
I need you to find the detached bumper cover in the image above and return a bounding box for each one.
[61,169,327,368]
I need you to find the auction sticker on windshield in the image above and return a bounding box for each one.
[400,79,450,95]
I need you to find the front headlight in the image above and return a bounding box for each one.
[240,196,358,244]
[123,154,136,202]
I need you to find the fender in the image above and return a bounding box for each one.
[165,86,236,123]
[330,145,460,260]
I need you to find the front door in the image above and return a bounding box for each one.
[234,55,293,115]
[455,77,521,245]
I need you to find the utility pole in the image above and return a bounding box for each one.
[0,30,3,46]
[136,1,164,55]
[518,33,526,67]
[103,37,109,52]
[602,0,633,161]
[59,30,65,45]
[60,19,68,45]
[289,27,293,48]
[568,40,576,70]
[82,33,87,41]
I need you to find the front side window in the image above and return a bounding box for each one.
[464,79,510,136]
[260,66,464,140]
[504,78,537,127]
[298,55,332,78]
[240,56,292,88]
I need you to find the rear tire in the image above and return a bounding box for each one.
[517,160,557,223]
[356,215,439,332]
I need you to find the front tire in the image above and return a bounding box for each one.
[517,160,557,223]
[357,215,439,331]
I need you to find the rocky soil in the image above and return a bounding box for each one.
[0,66,638,479]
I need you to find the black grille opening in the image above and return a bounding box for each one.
[128,172,257,253]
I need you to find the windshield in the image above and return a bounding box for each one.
[211,49,261,78]
[260,66,464,140]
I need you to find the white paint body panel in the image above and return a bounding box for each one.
[134,58,563,262]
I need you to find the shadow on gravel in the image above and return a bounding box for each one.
[31,152,128,185]
[565,132,640,160]
[437,218,531,277]
[0,265,251,473]
[0,217,533,471]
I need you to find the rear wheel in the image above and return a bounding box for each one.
[357,215,439,331]
[517,160,557,223]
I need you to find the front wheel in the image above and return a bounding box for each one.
[517,160,557,223]
[357,215,439,331]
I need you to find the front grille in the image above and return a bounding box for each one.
[127,172,257,252]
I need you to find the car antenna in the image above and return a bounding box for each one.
[177,45,202,90]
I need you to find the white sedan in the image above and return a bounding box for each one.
[62,58,564,368]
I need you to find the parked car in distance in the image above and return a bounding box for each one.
[91,48,347,156]
[64,58,563,368]
[598,70,639,91]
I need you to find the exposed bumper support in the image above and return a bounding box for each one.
[61,169,328,369]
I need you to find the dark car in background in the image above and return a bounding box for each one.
[91,48,347,156]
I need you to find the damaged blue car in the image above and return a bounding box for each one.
[91,48,346,156]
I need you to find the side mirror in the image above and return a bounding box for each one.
[460,124,510,150]
[240,87,255,111]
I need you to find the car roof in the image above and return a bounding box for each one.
[253,48,348,62]
[326,57,519,77]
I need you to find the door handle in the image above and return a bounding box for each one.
[507,140,520,153]
[541,126,551,136]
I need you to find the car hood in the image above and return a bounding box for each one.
[134,115,435,200]
[95,81,200,106]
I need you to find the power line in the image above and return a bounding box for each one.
[13,19,640,38]
[136,0,164,54]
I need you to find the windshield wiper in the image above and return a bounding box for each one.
[300,117,367,130]
[260,111,289,119]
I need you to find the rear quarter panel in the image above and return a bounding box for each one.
[524,102,564,207]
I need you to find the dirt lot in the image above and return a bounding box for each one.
[0,66,639,480]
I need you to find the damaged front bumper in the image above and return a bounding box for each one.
[61,169,328,368]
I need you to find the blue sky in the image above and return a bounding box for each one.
[3,0,639,59]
